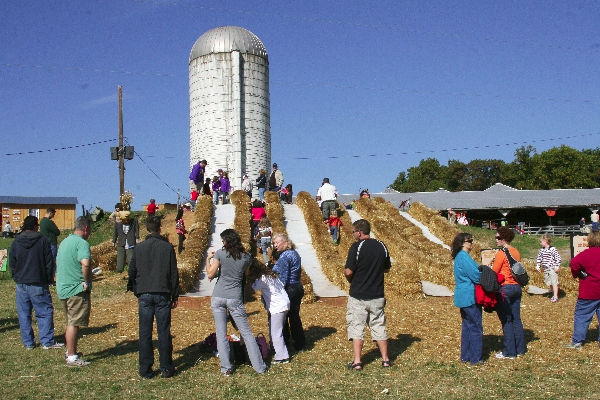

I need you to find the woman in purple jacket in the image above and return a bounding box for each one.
[219,172,231,205]
[211,176,221,205]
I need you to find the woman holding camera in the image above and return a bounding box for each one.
[206,229,268,375]
[566,230,600,349]
[492,226,525,359]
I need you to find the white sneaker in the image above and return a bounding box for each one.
[42,342,65,349]
[66,355,91,367]
[495,352,515,359]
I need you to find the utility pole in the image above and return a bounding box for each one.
[118,85,124,197]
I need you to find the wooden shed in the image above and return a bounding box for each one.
[0,196,78,231]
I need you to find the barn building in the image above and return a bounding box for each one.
[0,196,78,232]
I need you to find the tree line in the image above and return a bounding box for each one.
[390,145,600,192]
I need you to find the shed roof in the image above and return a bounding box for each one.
[0,196,78,205]
[338,185,600,211]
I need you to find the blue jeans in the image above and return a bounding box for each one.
[571,298,600,344]
[213,191,220,205]
[329,226,339,241]
[259,237,271,264]
[16,283,55,347]
[138,293,174,376]
[50,244,57,277]
[258,187,265,200]
[460,304,483,364]
[284,283,305,350]
[497,284,525,357]
[211,297,267,374]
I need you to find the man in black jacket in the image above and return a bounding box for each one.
[128,216,179,379]
[10,216,63,350]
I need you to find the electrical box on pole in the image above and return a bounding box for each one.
[110,147,119,160]
[124,146,134,160]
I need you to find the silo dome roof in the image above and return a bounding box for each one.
[190,26,268,62]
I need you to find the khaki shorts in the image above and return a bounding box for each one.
[61,291,91,327]
[544,268,559,287]
[346,296,387,341]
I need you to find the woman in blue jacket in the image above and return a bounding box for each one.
[452,232,483,365]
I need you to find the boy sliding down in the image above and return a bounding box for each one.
[324,210,343,245]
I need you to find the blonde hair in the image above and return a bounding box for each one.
[588,231,600,248]
[541,234,552,246]
[272,232,295,250]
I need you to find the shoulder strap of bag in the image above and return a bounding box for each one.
[502,247,516,266]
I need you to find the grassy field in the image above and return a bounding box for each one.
[1,217,596,399]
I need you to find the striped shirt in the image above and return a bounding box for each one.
[536,246,561,270]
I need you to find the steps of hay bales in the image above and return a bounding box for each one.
[399,211,451,250]
[349,206,454,297]
[283,204,347,298]
[184,204,235,297]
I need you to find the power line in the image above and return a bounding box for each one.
[133,0,600,54]
[290,132,600,161]
[1,139,116,157]
[123,139,181,197]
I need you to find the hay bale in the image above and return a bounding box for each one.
[295,192,349,292]
[90,241,117,271]
[178,196,213,292]
[354,197,454,298]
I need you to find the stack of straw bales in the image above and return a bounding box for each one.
[354,197,451,299]
[295,192,349,292]
[90,241,117,272]
[178,195,214,292]
[230,190,252,251]
[264,191,316,303]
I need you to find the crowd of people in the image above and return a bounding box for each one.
[8,168,600,377]
[452,226,600,365]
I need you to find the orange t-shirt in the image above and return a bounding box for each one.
[492,246,520,286]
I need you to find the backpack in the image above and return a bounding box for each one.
[502,248,530,287]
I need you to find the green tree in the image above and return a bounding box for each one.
[534,145,597,189]
[501,146,536,189]
[463,159,506,191]
[446,160,467,191]
[391,158,447,192]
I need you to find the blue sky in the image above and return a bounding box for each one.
[1,1,599,214]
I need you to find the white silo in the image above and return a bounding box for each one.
[189,26,271,194]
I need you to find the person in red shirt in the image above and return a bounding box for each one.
[190,190,199,211]
[566,230,600,349]
[147,199,158,216]
[324,210,343,245]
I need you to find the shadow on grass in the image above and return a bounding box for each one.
[482,328,538,359]
[305,325,337,350]
[87,339,138,361]
[361,333,421,367]
[173,342,215,372]
[0,316,19,334]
